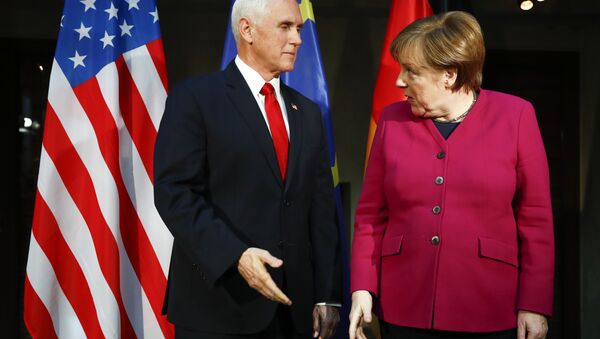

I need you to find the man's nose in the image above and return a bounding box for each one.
[290,29,302,46]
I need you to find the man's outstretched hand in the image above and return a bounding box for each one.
[237,247,292,305]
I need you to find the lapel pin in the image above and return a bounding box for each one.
[291,103,298,111]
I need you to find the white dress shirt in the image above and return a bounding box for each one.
[235,56,290,138]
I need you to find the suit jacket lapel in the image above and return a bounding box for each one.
[282,85,302,193]
[224,62,283,186]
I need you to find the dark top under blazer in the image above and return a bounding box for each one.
[154,62,341,334]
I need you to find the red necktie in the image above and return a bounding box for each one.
[260,83,289,180]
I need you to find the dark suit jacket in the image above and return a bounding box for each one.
[154,62,341,334]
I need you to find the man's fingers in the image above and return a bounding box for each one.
[238,248,290,304]
[312,307,320,338]
[316,308,338,339]
[322,320,336,339]
[262,274,291,305]
[259,251,283,268]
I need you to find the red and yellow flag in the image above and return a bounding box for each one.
[365,0,433,168]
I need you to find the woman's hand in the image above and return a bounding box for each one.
[349,290,373,339]
[517,310,548,339]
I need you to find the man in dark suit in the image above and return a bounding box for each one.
[153,0,341,338]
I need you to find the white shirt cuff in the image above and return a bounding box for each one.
[315,302,342,307]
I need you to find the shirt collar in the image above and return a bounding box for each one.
[235,55,282,99]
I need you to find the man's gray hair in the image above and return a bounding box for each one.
[231,0,271,43]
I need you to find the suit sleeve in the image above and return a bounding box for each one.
[514,102,555,316]
[309,108,342,304]
[154,82,247,287]
[350,110,390,297]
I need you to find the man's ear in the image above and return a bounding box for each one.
[238,17,253,44]
[444,68,458,88]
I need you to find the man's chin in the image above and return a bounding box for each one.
[280,63,295,73]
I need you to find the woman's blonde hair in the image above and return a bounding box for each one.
[390,11,485,92]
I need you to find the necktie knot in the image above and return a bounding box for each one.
[260,82,275,96]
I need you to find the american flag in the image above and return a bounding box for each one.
[23,0,173,338]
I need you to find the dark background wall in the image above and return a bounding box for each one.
[1,0,598,338]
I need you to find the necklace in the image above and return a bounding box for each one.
[434,92,478,123]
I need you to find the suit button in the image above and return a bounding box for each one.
[435,176,444,185]
[436,152,446,159]
[431,236,440,245]
[283,199,291,207]
[432,205,441,214]
[278,240,284,247]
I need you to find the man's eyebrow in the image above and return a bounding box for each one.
[279,19,303,27]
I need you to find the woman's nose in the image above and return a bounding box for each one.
[396,73,407,88]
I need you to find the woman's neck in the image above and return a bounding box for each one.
[434,90,477,123]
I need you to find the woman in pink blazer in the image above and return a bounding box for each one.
[349,11,554,339]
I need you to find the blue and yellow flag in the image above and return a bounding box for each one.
[221,0,350,336]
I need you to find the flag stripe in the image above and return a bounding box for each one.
[123,44,168,130]
[146,38,169,92]
[42,105,136,338]
[32,192,105,338]
[74,75,172,337]
[115,56,158,183]
[24,276,59,339]
[96,62,173,277]
[26,234,86,338]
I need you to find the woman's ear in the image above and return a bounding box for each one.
[444,68,458,88]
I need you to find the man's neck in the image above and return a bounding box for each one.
[237,53,278,82]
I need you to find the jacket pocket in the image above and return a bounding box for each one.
[381,235,404,257]
[478,237,518,267]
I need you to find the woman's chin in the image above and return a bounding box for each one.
[411,109,428,118]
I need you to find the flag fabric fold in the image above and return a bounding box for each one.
[365,0,433,166]
[221,1,351,337]
[24,1,173,338]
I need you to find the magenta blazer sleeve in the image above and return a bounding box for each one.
[514,102,555,315]
[350,108,390,296]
